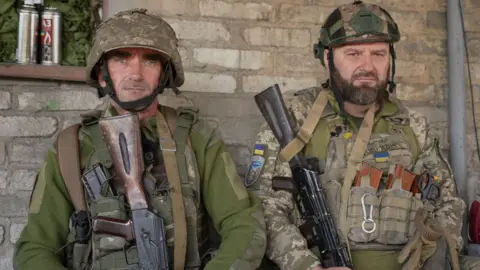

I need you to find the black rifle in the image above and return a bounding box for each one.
[254,84,353,268]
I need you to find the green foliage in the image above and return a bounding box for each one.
[0,0,94,66]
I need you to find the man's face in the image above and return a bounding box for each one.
[98,47,164,103]
[325,42,390,105]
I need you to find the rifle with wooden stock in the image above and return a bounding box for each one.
[92,113,169,270]
[254,84,353,268]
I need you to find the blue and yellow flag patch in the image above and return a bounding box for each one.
[374,151,390,163]
[245,144,266,187]
[253,144,265,156]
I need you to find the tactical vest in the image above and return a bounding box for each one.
[286,88,424,252]
[56,101,212,269]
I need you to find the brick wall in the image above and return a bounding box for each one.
[0,0,479,268]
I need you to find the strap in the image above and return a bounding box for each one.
[156,111,187,270]
[279,90,329,162]
[55,124,87,211]
[338,104,376,256]
[84,124,112,167]
[163,106,192,148]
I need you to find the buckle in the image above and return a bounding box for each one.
[159,138,176,152]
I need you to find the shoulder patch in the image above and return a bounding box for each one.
[244,144,266,187]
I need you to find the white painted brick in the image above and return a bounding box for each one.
[199,0,273,21]
[180,72,236,93]
[390,11,426,34]
[0,141,4,164]
[10,170,37,191]
[151,0,199,16]
[0,116,57,137]
[9,222,26,244]
[0,91,11,110]
[396,84,436,102]
[279,4,331,24]
[0,171,7,189]
[18,91,102,111]
[178,46,190,67]
[194,48,239,68]
[165,19,230,42]
[240,51,273,70]
[11,140,52,164]
[244,27,310,48]
[0,249,13,270]
[193,48,272,70]
[395,61,428,83]
[275,53,323,74]
[105,0,199,17]
[472,63,480,84]
[243,75,317,93]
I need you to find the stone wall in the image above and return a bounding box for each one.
[1,0,480,268]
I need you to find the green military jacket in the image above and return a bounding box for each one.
[14,95,266,270]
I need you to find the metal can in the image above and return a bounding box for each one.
[40,7,62,65]
[16,4,39,64]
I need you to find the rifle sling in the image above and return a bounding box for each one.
[56,123,87,212]
[156,111,187,269]
[279,90,329,162]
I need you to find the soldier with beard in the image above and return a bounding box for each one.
[246,1,478,270]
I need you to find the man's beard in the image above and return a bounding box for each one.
[332,67,388,105]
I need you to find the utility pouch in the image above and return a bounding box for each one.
[376,164,416,245]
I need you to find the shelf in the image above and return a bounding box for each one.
[0,63,86,82]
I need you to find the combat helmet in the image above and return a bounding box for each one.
[85,8,184,112]
[313,1,400,110]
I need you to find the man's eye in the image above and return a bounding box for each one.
[113,57,127,63]
[144,60,157,65]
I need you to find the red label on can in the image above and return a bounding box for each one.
[41,18,53,45]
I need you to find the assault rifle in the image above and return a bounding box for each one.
[254,84,353,268]
[98,113,169,270]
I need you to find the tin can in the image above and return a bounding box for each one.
[16,4,39,64]
[40,8,62,65]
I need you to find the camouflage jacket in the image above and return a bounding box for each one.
[251,87,466,270]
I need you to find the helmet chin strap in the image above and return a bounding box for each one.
[387,43,397,93]
[99,60,177,113]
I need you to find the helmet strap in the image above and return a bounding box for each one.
[99,59,175,112]
[327,48,347,116]
[388,43,397,93]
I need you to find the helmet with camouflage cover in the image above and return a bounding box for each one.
[313,0,400,66]
[85,8,184,111]
[313,0,400,109]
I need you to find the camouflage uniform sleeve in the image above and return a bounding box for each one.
[191,119,267,270]
[13,149,73,270]
[255,123,321,270]
[409,110,466,249]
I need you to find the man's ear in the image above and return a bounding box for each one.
[96,65,107,87]
[323,48,330,72]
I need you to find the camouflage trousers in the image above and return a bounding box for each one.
[460,255,480,270]
[256,255,480,270]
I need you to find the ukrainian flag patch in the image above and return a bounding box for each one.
[374,151,389,163]
[253,144,265,156]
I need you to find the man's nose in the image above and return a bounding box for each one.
[358,54,374,71]
[128,58,144,81]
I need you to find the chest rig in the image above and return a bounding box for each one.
[282,88,427,253]
[55,102,212,270]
